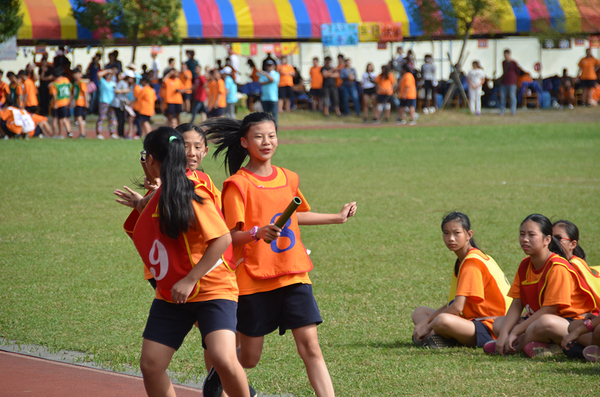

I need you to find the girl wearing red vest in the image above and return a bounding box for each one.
[203,112,357,397]
[412,212,511,349]
[122,127,249,397]
[556,220,600,360]
[489,214,596,358]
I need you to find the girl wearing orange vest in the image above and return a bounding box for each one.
[412,212,511,348]
[556,220,600,360]
[121,127,249,397]
[203,112,357,397]
[488,214,597,358]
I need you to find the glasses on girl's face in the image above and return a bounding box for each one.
[553,235,571,241]
[140,151,147,162]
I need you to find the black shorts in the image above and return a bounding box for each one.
[322,85,339,107]
[183,93,192,101]
[166,103,183,117]
[138,114,151,123]
[278,86,294,99]
[237,283,322,337]
[309,88,322,97]
[209,107,225,118]
[143,298,237,350]
[74,106,87,118]
[55,106,70,119]
[473,321,494,348]
[400,98,417,108]
[25,106,38,114]
[580,79,597,89]
[377,94,393,104]
[363,87,376,96]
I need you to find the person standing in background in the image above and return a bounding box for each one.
[257,61,280,123]
[577,48,600,106]
[467,61,486,116]
[499,49,521,116]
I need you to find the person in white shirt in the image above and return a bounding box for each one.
[467,61,486,115]
[361,63,378,122]
[151,52,161,80]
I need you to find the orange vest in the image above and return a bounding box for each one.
[124,179,235,301]
[223,167,313,279]
[517,254,597,315]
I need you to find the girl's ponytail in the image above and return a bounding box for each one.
[144,127,203,239]
[204,112,277,175]
[521,214,567,259]
[553,220,586,260]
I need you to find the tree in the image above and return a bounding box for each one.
[71,0,182,63]
[0,0,24,43]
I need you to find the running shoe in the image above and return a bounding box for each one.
[426,335,458,349]
[523,342,563,358]
[583,345,600,362]
[483,341,497,355]
[202,367,223,397]
[412,335,426,347]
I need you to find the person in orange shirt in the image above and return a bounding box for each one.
[203,112,357,397]
[397,63,417,125]
[207,69,226,119]
[577,48,600,106]
[373,65,396,123]
[163,69,185,127]
[487,214,597,358]
[118,127,250,397]
[247,59,260,83]
[23,70,39,114]
[132,77,156,138]
[0,98,23,138]
[0,70,7,105]
[277,56,295,113]
[5,72,23,109]
[48,68,72,138]
[309,57,323,112]
[71,68,88,139]
[180,63,193,113]
[335,53,345,89]
[412,212,512,349]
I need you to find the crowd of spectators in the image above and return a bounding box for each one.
[1,45,599,139]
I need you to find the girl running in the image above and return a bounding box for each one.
[412,212,511,348]
[203,112,357,397]
[119,127,249,397]
[487,214,597,358]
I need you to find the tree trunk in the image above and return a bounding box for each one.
[131,24,139,64]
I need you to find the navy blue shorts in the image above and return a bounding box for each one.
[209,107,225,118]
[166,103,182,117]
[473,321,494,348]
[182,93,192,101]
[55,106,70,119]
[25,106,38,114]
[143,298,237,350]
[400,98,417,108]
[309,88,322,97]
[74,106,87,118]
[377,94,392,104]
[278,86,294,99]
[237,283,322,337]
[137,114,151,123]
[580,79,597,89]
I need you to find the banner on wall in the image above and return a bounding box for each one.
[379,23,403,42]
[321,23,359,47]
[541,38,571,50]
[358,22,402,42]
[0,37,17,61]
[260,43,298,56]
[589,35,600,48]
[359,23,380,42]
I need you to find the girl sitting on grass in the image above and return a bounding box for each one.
[486,214,597,358]
[121,127,249,397]
[412,212,511,348]
[203,112,357,397]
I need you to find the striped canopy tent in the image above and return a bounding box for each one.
[17,0,600,41]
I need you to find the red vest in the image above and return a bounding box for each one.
[223,167,313,279]
[517,253,596,315]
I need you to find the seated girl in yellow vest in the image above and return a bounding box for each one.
[556,220,600,361]
[487,214,597,358]
[412,212,511,348]
[203,112,357,397]
[120,127,250,397]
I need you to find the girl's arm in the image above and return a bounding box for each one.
[230,223,282,247]
[562,314,600,349]
[495,299,524,355]
[413,304,448,340]
[170,233,232,304]
[296,202,357,225]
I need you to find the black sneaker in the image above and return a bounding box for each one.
[426,335,458,349]
[249,383,258,397]
[202,367,223,397]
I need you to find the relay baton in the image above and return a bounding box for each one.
[141,159,156,185]
[264,197,302,244]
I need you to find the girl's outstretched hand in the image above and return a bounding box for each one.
[114,186,144,212]
[339,202,357,223]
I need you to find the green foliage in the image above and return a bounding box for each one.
[0,121,599,396]
[71,0,115,43]
[0,0,24,43]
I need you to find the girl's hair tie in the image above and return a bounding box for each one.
[169,136,177,143]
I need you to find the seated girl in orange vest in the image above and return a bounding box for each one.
[556,220,600,361]
[486,214,597,358]
[202,112,357,397]
[412,212,512,348]
[120,127,250,397]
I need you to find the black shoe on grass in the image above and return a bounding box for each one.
[202,367,223,397]
[426,335,458,349]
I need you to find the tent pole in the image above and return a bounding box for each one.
[212,39,216,67]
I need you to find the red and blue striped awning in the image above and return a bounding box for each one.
[18,0,600,41]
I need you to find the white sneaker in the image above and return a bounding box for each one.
[423,107,429,115]
[396,119,406,125]
[429,107,436,113]
[111,134,120,139]
[409,119,417,125]
[96,134,105,140]
[568,104,574,109]
[414,113,419,120]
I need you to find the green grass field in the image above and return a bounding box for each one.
[1,120,599,396]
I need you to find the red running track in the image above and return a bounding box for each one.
[0,350,203,397]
